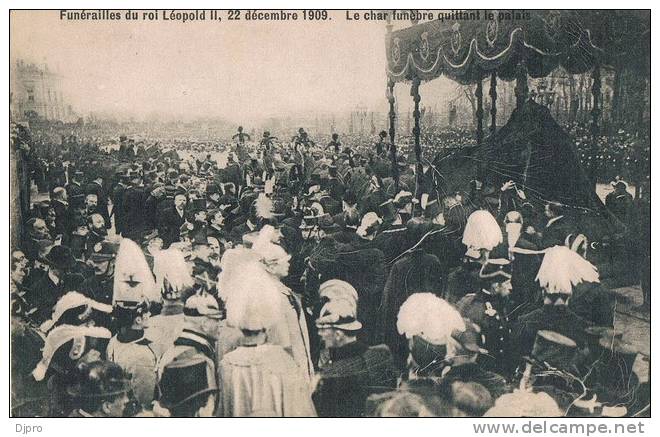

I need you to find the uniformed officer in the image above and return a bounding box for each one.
[313,299,397,417]
[456,257,513,376]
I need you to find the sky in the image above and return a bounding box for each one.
[10,10,461,124]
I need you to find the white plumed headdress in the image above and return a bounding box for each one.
[113,238,158,305]
[536,245,599,295]
[153,249,194,300]
[397,293,465,345]
[462,210,503,251]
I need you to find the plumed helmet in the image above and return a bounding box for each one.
[462,210,503,252]
[397,293,465,345]
[536,245,599,295]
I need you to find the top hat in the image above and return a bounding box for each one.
[527,330,579,373]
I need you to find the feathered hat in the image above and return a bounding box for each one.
[397,293,465,345]
[254,192,273,220]
[224,262,281,331]
[483,390,562,417]
[113,238,158,306]
[40,291,113,333]
[251,225,290,265]
[216,247,261,302]
[32,324,112,382]
[462,210,503,253]
[536,246,599,295]
[153,249,194,301]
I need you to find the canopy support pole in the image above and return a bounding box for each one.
[411,76,422,201]
[515,60,529,109]
[476,78,484,144]
[589,65,601,188]
[490,71,497,134]
[387,79,399,192]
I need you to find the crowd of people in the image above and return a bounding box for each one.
[10,122,648,417]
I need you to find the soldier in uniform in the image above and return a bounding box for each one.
[456,257,513,376]
[511,246,597,367]
[79,240,119,306]
[156,293,222,395]
[146,249,192,359]
[106,302,158,410]
[33,292,114,416]
[313,299,397,417]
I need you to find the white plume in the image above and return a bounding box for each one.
[397,293,465,345]
[153,249,194,297]
[536,245,599,295]
[462,210,503,251]
[224,261,281,331]
[113,238,158,304]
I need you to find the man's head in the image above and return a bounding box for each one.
[479,258,512,297]
[332,133,339,140]
[379,130,388,139]
[11,261,26,285]
[613,181,627,193]
[12,250,28,271]
[53,187,68,202]
[157,357,218,417]
[318,326,357,349]
[207,237,221,259]
[210,210,225,227]
[193,210,207,223]
[85,194,98,211]
[30,218,51,239]
[174,193,187,210]
[88,213,106,234]
[67,361,131,417]
[183,293,222,339]
[315,299,361,349]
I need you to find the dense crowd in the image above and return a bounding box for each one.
[10,122,648,417]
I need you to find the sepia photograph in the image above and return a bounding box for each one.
[7,6,652,422]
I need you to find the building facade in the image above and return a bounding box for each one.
[10,60,74,122]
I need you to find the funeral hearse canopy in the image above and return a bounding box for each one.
[385,10,650,84]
